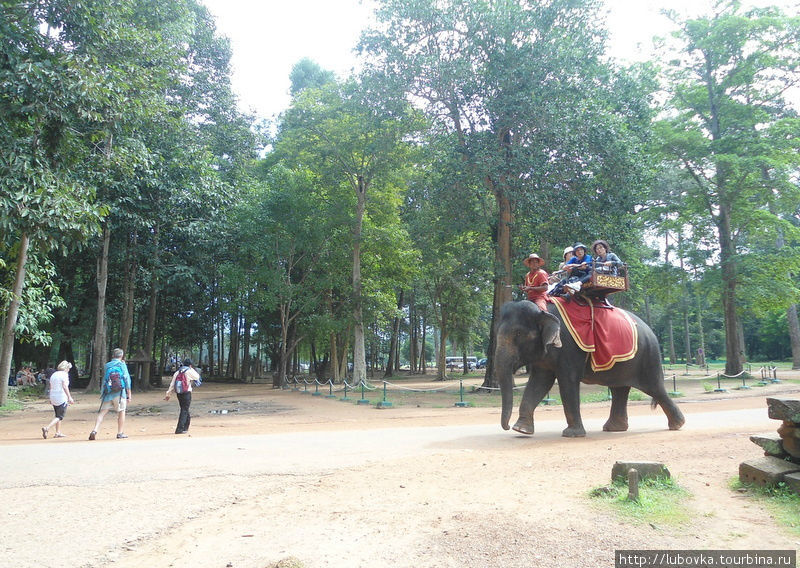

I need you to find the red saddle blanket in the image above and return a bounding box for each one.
[549,296,638,371]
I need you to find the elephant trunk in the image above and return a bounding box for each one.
[496,352,516,430]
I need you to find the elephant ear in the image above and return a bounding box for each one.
[540,312,562,352]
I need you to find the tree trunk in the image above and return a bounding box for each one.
[330,331,340,383]
[241,312,251,383]
[695,291,707,367]
[139,225,160,391]
[0,232,30,406]
[436,306,448,380]
[481,279,500,389]
[678,246,691,364]
[717,204,744,375]
[409,294,418,374]
[86,225,111,393]
[119,234,137,355]
[384,289,404,378]
[769,223,800,369]
[667,314,676,365]
[227,313,239,379]
[481,184,513,389]
[788,304,800,370]
[275,309,289,388]
[141,266,158,391]
[418,317,426,375]
[339,331,350,380]
[352,175,368,385]
[208,325,215,377]
[683,307,692,365]
[217,311,224,376]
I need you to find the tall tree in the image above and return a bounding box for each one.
[278,75,421,385]
[655,2,800,375]
[361,0,656,386]
[0,1,109,405]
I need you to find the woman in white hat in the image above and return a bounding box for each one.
[558,246,575,270]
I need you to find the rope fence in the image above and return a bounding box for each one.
[283,364,788,408]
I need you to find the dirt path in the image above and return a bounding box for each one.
[1,381,798,567]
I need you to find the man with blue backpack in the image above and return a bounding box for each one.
[164,358,201,434]
[88,348,132,440]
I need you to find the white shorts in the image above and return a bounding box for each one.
[100,396,127,412]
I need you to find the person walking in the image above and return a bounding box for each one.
[89,348,132,440]
[42,361,75,439]
[164,358,200,434]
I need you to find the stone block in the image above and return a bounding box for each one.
[766,398,800,423]
[611,461,670,482]
[777,422,800,459]
[784,472,800,496]
[739,456,800,487]
[749,433,788,458]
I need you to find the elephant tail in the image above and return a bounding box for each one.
[650,397,658,410]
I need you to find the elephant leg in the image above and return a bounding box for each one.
[603,386,630,432]
[512,372,555,435]
[557,376,586,437]
[659,395,685,430]
[638,385,686,431]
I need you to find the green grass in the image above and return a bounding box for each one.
[730,479,800,535]
[589,476,691,526]
[0,385,43,415]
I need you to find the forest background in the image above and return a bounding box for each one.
[1,0,799,406]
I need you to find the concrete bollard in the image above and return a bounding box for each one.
[627,468,640,501]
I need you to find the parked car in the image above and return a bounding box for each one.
[476,358,487,369]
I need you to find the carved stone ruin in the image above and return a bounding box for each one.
[739,397,800,496]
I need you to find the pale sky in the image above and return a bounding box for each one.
[200,0,799,120]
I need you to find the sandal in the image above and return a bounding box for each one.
[41,427,48,439]
[54,433,66,438]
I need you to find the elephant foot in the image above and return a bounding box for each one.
[668,415,685,431]
[562,426,586,438]
[512,418,534,435]
[603,418,629,432]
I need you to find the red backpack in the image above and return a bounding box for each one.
[174,366,190,394]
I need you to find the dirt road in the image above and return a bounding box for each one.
[1,382,798,567]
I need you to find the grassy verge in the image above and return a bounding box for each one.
[730,479,800,536]
[589,476,691,526]
[0,385,43,416]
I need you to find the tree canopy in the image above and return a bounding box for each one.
[1,0,799,408]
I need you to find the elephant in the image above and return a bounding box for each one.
[495,300,685,437]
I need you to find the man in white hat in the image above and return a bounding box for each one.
[521,253,549,311]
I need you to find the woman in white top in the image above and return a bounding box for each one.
[42,361,75,439]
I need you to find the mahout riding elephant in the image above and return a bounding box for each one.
[495,300,685,437]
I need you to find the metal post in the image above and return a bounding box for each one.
[669,374,681,397]
[377,381,393,408]
[739,372,749,390]
[455,379,471,407]
[356,380,370,405]
[714,372,726,393]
